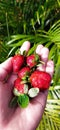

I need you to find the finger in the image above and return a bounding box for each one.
[20,41,30,55]
[36,45,49,63]
[36,45,49,71]
[0,57,13,81]
[46,60,54,77]
[7,74,17,87]
[36,44,43,55]
[40,47,49,63]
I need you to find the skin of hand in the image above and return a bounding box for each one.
[0,41,54,130]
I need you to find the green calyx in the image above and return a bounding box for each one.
[22,74,29,82]
[18,94,29,108]
[35,54,40,63]
[15,48,20,55]
[23,50,27,56]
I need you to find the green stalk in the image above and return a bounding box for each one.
[6,12,10,40]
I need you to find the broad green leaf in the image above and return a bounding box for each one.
[18,94,29,108]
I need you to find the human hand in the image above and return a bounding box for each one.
[0,41,54,130]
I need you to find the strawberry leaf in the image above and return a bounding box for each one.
[9,97,17,107]
[18,94,29,108]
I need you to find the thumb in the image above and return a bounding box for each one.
[0,57,13,81]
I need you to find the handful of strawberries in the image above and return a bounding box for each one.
[10,48,51,108]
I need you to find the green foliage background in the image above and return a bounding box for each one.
[0,0,60,129]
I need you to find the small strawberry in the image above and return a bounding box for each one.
[30,70,51,90]
[26,54,40,68]
[13,78,28,96]
[18,66,30,80]
[12,55,24,73]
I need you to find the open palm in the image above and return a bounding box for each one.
[0,42,54,130]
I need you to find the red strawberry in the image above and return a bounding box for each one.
[26,54,40,68]
[18,67,30,79]
[30,70,51,90]
[12,55,24,73]
[13,78,28,96]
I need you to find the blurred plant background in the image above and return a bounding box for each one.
[0,0,60,129]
